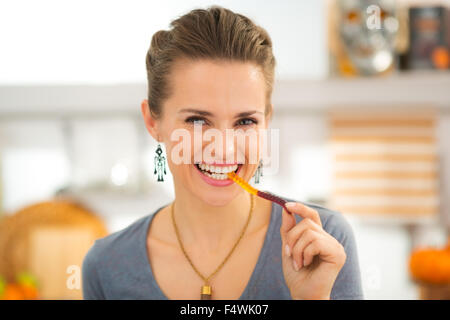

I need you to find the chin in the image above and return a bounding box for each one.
[197,189,242,207]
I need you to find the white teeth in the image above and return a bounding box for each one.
[197,163,238,175]
[205,172,226,180]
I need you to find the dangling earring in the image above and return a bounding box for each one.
[154,143,167,182]
[253,159,263,184]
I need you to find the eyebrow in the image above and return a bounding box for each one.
[178,108,264,118]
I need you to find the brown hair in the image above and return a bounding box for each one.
[145,5,276,119]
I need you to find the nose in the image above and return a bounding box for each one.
[224,130,237,164]
[202,127,244,164]
[221,127,251,164]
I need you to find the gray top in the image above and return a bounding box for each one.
[82,194,364,300]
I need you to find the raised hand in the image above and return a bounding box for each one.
[280,202,347,300]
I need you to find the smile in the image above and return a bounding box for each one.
[195,163,240,180]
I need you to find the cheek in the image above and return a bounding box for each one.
[192,131,204,162]
[163,125,197,164]
[165,142,193,169]
[164,147,192,179]
[243,130,262,164]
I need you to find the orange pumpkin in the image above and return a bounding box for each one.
[15,272,39,299]
[409,243,450,285]
[1,283,25,300]
[19,283,39,300]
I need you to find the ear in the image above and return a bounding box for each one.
[141,99,160,141]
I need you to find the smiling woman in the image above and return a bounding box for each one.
[81,5,364,300]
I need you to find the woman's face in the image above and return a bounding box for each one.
[143,59,272,206]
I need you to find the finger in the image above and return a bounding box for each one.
[291,229,322,270]
[303,238,322,267]
[285,202,322,227]
[280,206,297,243]
[303,237,340,267]
[285,218,323,255]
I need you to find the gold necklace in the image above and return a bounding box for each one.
[171,193,255,300]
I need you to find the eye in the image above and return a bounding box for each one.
[236,118,258,126]
[185,116,209,126]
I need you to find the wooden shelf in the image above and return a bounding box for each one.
[344,212,440,227]
[0,70,449,117]
[272,70,450,112]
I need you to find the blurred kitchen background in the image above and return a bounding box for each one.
[1,0,450,299]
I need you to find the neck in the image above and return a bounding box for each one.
[171,187,255,254]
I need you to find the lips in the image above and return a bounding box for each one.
[194,163,243,187]
[195,163,239,179]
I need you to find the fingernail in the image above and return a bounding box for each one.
[293,260,299,271]
[284,244,291,257]
[285,202,296,209]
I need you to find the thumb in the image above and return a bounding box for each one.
[280,206,296,244]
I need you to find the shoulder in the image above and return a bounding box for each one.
[81,213,153,299]
[92,214,150,254]
[82,213,151,275]
[301,201,354,244]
